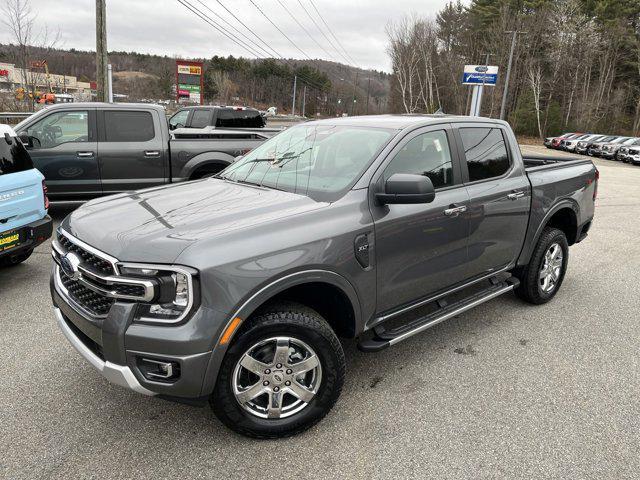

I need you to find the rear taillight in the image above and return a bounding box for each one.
[593,168,599,201]
[42,180,50,210]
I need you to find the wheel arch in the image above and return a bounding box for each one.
[517,199,579,267]
[200,270,362,396]
[180,152,235,180]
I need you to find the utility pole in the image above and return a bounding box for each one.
[95,0,108,102]
[500,30,526,120]
[302,85,307,117]
[351,71,358,116]
[291,75,297,116]
[365,77,371,115]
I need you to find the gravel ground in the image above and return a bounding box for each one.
[1,148,639,479]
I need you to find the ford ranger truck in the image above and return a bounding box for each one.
[51,115,597,438]
[0,125,52,267]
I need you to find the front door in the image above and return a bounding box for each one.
[454,124,531,278]
[25,109,99,201]
[97,109,167,194]
[372,126,470,313]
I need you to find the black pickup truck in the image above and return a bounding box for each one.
[51,115,597,438]
[15,103,268,203]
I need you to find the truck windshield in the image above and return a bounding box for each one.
[0,136,34,176]
[218,124,394,202]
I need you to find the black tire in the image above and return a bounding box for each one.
[0,249,33,267]
[514,227,568,305]
[211,302,345,439]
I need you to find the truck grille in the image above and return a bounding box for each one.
[53,230,154,318]
[57,231,115,276]
[59,268,115,316]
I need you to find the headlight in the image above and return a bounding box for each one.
[118,263,198,324]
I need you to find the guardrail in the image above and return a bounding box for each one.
[0,112,33,125]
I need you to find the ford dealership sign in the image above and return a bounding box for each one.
[462,65,499,86]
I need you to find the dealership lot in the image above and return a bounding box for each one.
[1,148,639,479]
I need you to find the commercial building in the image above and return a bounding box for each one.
[0,61,92,100]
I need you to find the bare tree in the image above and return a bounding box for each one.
[527,63,543,139]
[1,0,60,110]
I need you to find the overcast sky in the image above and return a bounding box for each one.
[0,0,453,72]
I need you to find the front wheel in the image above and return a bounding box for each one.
[211,302,345,439]
[514,227,568,304]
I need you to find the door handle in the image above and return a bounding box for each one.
[507,190,525,200]
[444,205,467,217]
[76,151,94,158]
[144,150,160,157]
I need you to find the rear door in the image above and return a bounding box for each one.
[97,109,167,194]
[24,108,99,201]
[453,123,530,278]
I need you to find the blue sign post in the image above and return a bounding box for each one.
[463,65,499,116]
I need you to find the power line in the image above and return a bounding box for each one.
[195,0,276,59]
[248,0,315,61]
[176,0,329,92]
[274,0,338,63]
[295,0,355,67]
[308,0,359,67]
[212,0,283,60]
[177,0,265,58]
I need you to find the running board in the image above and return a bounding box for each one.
[358,276,520,352]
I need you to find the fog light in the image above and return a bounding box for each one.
[140,358,179,381]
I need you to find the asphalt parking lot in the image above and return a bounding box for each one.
[1,147,639,479]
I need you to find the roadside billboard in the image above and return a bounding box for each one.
[462,65,499,86]
[176,60,203,105]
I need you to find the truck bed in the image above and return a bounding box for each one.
[522,154,590,170]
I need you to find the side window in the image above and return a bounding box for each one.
[459,128,510,182]
[383,130,454,189]
[169,109,189,129]
[215,109,234,128]
[190,109,211,128]
[104,111,155,142]
[27,111,89,149]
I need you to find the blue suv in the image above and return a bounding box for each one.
[0,124,52,267]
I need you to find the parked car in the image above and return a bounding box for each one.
[51,115,597,438]
[563,134,603,152]
[15,103,269,204]
[0,124,52,267]
[602,137,640,160]
[575,135,605,154]
[594,136,632,158]
[585,135,619,156]
[169,105,280,136]
[616,139,640,162]
[626,145,640,165]
[546,132,582,149]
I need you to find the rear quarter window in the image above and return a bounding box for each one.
[459,127,510,182]
[215,109,265,128]
[0,137,34,176]
[104,111,155,142]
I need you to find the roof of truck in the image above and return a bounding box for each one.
[34,102,167,112]
[304,114,500,130]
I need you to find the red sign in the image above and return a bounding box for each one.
[0,69,8,77]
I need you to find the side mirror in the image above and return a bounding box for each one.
[376,173,435,205]
[18,131,32,148]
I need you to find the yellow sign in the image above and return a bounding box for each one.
[177,65,201,75]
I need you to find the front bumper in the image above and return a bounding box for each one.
[0,215,52,260]
[55,307,155,395]
[52,267,226,399]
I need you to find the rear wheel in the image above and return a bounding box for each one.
[515,227,568,304]
[211,302,345,439]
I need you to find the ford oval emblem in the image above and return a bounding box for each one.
[475,66,489,73]
[60,252,81,280]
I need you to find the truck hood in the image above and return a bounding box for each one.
[63,178,327,263]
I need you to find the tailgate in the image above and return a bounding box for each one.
[0,169,45,234]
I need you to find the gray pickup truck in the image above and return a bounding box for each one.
[50,115,597,438]
[15,103,268,203]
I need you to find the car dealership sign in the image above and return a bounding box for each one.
[462,65,499,86]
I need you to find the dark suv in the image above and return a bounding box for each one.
[168,106,266,130]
